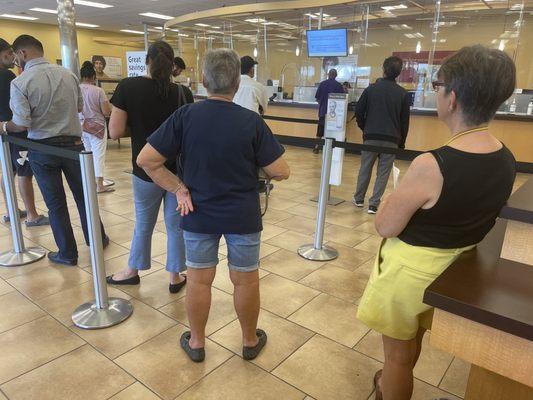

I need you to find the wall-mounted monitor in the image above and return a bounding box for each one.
[306,29,348,57]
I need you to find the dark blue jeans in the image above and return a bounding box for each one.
[29,141,106,260]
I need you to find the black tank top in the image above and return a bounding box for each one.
[398,145,516,249]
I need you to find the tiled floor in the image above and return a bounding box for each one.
[0,140,529,400]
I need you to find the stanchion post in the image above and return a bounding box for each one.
[72,151,133,329]
[298,138,338,261]
[0,137,45,266]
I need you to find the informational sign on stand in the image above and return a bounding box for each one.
[126,51,147,77]
[324,93,348,186]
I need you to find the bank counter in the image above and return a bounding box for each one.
[264,100,533,165]
[423,178,533,400]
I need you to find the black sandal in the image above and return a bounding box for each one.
[169,276,187,293]
[180,331,205,363]
[374,369,383,400]
[243,329,267,360]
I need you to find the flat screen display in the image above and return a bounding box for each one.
[306,29,348,57]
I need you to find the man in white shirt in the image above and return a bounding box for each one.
[233,56,268,115]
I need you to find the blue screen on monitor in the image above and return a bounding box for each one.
[306,29,348,57]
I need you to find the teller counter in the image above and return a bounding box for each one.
[264,101,533,165]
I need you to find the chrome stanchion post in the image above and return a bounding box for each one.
[298,138,338,261]
[72,151,133,329]
[0,138,45,266]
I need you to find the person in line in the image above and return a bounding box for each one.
[357,45,516,400]
[353,56,410,214]
[107,41,193,293]
[137,48,290,362]
[233,55,269,115]
[172,56,188,86]
[3,35,108,265]
[79,61,113,194]
[313,68,345,154]
[0,38,49,227]
[92,55,109,80]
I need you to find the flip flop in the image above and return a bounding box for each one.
[373,369,383,400]
[25,215,50,227]
[180,331,205,363]
[3,209,27,223]
[97,187,115,194]
[243,329,267,360]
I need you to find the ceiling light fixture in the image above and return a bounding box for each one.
[139,12,174,20]
[76,22,99,28]
[29,8,57,14]
[195,23,210,27]
[0,14,39,21]
[253,47,258,57]
[295,45,300,56]
[381,4,407,11]
[245,18,266,23]
[120,29,145,34]
[415,41,422,53]
[74,1,113,8]
[349,45,354,54]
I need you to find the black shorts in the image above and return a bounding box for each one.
[9,134,33,177]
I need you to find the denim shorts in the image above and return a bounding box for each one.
[183,231,261,272]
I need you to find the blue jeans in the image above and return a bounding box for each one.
[129,175,185,273]
[29,142,106,261]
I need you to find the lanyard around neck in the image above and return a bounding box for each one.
[444,126,488,146]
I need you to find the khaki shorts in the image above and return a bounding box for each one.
[357,237,474,340]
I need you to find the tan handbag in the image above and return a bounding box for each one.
[82,119,105,139]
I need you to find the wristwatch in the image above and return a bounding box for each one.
[1,121,8,134]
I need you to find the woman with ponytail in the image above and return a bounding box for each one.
[108,40,194,292]
[79,61,112,193]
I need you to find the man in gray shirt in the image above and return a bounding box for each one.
[1,35,107,265]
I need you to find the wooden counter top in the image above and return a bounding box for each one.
[423,219,533,341]
[500,178,533,224]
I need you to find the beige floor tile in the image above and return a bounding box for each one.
[72,299,176,359]
[412,378,461,400]
[273,335,382,400]
[1,345,134,400]
[75,242,131,269]
[0,390,6,399]
[0,291,45,334]
[0,316,84,384]
[94,253,164,278]
[267,196,301,211]
[261,249,324,281]
[260,274,319,318]
[266,230,314,253]
[353,235,383,253]
[262,209,293,224]
[176,356,305,400]
[325,210,370,229]
[354,221,379,235]
[102,221,136,244]
[159,287,237,336]
[100,199,135,215]
[439,357,470,398]
[275,215,321,235]
[0,280,14,296]
[116,268,186,308]
[7,266,91,300]
[286,203,319,219]
[35,281,131,325]
[289,293,369,348]
[299,264,367,303]
[272,188,309,201]
[31,228,86,250]
[326,241,375,272]
[261,223,288,241]
[110,382,162,400]
[353,330,384,361]
[210,309,314,371]
[115,325,232,400]
[323,225,371,247]
[0,253,57,280]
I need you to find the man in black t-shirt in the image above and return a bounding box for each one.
[0,38,48,227]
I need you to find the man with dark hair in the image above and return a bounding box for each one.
[91,55,108,80]
[353,56,410,214]
[233,55,268,115]
[0,38,49,227]
[172,56,188,85]
[1,34,108,265]
[314,68,345,153]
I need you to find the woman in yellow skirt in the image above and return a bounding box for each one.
[356,45,517,400]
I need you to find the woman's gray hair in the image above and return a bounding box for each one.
[202,48,241,95]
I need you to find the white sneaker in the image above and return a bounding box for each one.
[352,199,364,208]
[368,206,378,214]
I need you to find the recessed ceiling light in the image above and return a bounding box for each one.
[139,12,174,20]
[74,1,113,9]
[245,18,266,23]
[389,24,412,30]
[30,8,57,14]
[0,14,39,21]
[195,23,210,27]
[381,4,407,11]
[120,29,145,34]
[211,26,220,29]
[76,22,99,28]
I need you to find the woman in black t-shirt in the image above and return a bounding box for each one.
[107,40,193,293]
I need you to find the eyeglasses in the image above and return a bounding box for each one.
[432,81,446,92]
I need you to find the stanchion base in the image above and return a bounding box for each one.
[310,196,345,206]
[72,297,133,329]
[0,247,46,267]
[298,244,338,261]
